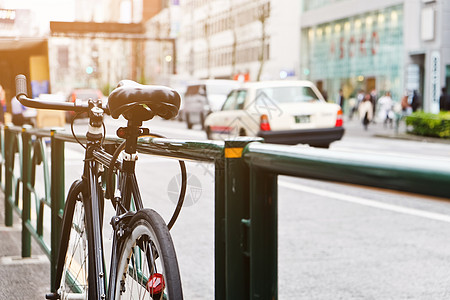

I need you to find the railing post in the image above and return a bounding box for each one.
[50,131,65,291]
[214,158,226,300]
[4,126,13,227]
[249,166,278,299]
[224,138,250,299]
[21,128,32,257]
[222,137,262,300]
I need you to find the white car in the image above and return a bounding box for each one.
[204,80,344,148]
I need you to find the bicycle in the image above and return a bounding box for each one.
[15,75,186,299]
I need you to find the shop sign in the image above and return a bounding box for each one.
[430,50,440,114]
[329,31,379,60]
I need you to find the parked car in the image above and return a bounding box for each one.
[66,88,103,121]
[204,80,345,148]
[183,80,240,129]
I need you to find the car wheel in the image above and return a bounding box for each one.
[186,113,193,129]
[205,126,212,139]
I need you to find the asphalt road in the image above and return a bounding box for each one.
[84,116,450,298]
[2,116,449,299]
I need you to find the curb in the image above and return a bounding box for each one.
[374,133,450,144]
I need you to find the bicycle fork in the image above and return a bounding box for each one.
[85,161,107,299]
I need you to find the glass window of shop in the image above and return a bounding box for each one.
[302,5,404,107]
[303,0,345,12]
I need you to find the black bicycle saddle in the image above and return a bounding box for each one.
[108,80,181,122]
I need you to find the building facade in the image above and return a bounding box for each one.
[49,0,154,94]
[0,7,48,105]
[300,0,450,113]
[171,0,300,82]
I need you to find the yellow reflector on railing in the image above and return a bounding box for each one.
[225,147,243,158]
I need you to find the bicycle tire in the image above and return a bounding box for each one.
[56,181,89,299]
[113,209,183,299]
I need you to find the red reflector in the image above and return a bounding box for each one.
[335,109,343,127]
[260,114,271,131]
[146,273,165,295]
[117,128,127,138]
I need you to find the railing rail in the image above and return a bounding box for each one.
[1,126,449,300]
[243,142,450,198]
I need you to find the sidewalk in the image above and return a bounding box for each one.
[0,192,50,300]
[342,116,450,144]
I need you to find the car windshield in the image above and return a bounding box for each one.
[255,86,320,104]
[185,85,204,95]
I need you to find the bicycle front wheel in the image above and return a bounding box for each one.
[114,209,183,299]
[58,185,89,299]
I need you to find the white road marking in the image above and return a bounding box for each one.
[278,180,450,223]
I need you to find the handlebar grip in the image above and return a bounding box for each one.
[15,74,28,98]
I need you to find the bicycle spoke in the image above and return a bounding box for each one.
[59,196,89,299]
[113,210,182,299]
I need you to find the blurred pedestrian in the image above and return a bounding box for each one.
[411,90,421,112]
[370,88,377,122]
[350,89,365,120]
[440,87,447,111]
[337,89,344,108]
[401,91,411,115]
[348,97,357,120]
[377,91,394,128]
[11,96,25,126]
[356,89,365,106]
[439,87,450,111]
[359,93,373,130]
[0,84,5,124]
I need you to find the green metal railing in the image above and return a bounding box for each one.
[2,126,53,258]
[2,126,450,299]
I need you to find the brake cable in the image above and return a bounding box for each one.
[106,132,187,230]
[70,112,87,149]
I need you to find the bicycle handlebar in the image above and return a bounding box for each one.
[15,74,27,98]
[15,74,108,113]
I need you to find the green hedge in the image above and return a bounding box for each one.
[405,111,450,138]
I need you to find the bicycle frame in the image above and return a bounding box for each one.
[16,74,183,299]
[50,101,148,299]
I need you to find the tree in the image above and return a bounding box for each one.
[204,21,211,79]
[256,1,270,81]
[229,0,238,79]
[204,3,212,79]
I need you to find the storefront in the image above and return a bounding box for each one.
[0,39,49,110]
[301,5,404,107]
